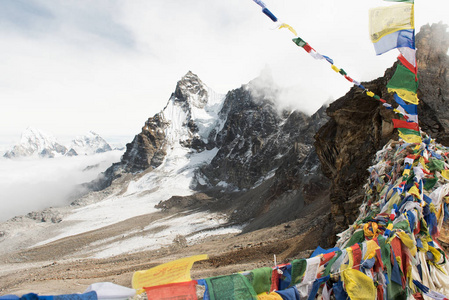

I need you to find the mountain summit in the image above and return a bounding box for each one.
[88,70,330,234]
[3,127,67,158]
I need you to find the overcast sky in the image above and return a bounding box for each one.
[1,0,448,146]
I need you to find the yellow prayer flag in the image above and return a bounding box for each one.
[428,246,442,263]
[132,254,208,293]
[258,292,283,299]
[441,170,449,180]
[366,91,375,97]
[278,23,297,36]
[408,185,421,199]
[399,131,422,144]
[364,240,380,260]
[397,231,417,256]
[388,88,419,105]
[331,65,340,73]
[369,3,414,43]
[341,269,376,300]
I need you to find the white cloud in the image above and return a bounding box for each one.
[0,151,123,221]
[0,0,448,140]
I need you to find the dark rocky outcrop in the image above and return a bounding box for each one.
[315,23,449,244]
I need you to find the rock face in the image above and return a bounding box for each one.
[314,23,449,244]
[91,70,331,233]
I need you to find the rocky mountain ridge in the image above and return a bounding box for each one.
[89,69,330,236]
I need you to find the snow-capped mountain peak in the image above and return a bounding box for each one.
[4,127,67,158]
[161,71,225,146]
[3,128,113,158]
[70,131,112,155]
[174,71,210,109]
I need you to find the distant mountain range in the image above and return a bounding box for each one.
[3,128,113,158]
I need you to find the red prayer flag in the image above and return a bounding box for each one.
[350,244,362,270]
[392,119,419,131]
[303,43,313,53]
[144,280,198,300]
[398,54,418,76]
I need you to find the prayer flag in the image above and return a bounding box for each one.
[252,0,266,8]
[248,267,272,294]
[292,37,307,47]
[399,47,416,67]
[262,8,277,22]
[387,64,419,93]
[394,94,417,115]
[390,89,419,104]
[373,29,415,55]
[398,54,417,74]
[132,254,208,294]
[369,3,414,55]
[341,269,376,300]
[392,119,419,131]
[398,128,422,143]
[369,4,414,42]
[144,281,198,300]
[441,170,449,180]
[278,23,297,36]
[206,274,257,300]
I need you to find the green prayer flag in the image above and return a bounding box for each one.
[387,64,419,93]
[424,177,438,191]
[206,274,257,300]
[398,128,421,136]
[292,37,307,47]
[289,259,307,286]
[427,158,445,171]
[393,220,411,233]
[247,267,272,295]
[344,229,365,248]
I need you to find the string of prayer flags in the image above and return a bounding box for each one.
[368,0,421,142]
[250,0,396,109]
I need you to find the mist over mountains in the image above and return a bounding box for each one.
[0,129,123,221]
